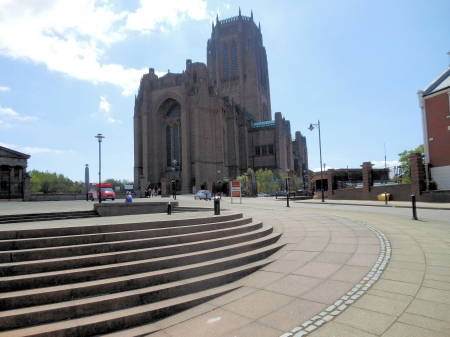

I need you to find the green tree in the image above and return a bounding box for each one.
[397,144,424,183]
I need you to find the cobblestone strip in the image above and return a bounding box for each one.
[279,216,391,337]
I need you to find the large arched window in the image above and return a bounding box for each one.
[165,103,181,168]
[232,41,238,74]
[223,43,229,76]
[166,125,172,167]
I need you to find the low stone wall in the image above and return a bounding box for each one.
[369,184,413,201]
[328,188,363,200]
[420,190,450,203]
[94,201,179,216]
[29,193,87,201]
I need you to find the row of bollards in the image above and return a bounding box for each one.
[167,197,221,215]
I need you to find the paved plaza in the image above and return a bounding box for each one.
[0,196,449,336]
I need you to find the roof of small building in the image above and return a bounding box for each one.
[423,66,450,96]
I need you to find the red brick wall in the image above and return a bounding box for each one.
[425,93,450,167]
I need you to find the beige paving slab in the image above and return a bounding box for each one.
[398,312,450,335]
[387,260,425,271]
[301,279,355,305]
[260,259,309,274]
[368,278,421,298]
[307,321,378,337]
[234,270,285,289]
[422,278,450,291]
[265,274,323,297]
[416,287,450,305]
[161,308,252,337]
[380,268,424,284]
[219,321,283,337]
[334,307,396,335]
[330,265,370,283]
[292,261,342,279]
[257,298,327,332]
[221,289,294,320]
[345,253,379,267]
[425,273,450,282]
[382,322,447,337]
[352,293,410,316]
[405,298,450,322]
[312,252,353,264]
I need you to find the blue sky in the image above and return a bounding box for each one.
[1,0,449,181]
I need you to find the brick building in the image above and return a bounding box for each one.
[134,11,308,195]
[418,64,450,189]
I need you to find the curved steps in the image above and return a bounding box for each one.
[0,213,283,336]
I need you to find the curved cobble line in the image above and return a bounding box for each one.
[278,215,391,337]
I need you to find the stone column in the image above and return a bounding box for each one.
[207,178,213,194]
[161,179,167,197]
[307,172,312,194]
[23,173,31,201]
[327,169,335,199]
[361,162,373,199]
[410,153,425,199]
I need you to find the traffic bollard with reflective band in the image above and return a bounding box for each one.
[167,202,172,215]
[214,197,220,215]
[411,195,418,220]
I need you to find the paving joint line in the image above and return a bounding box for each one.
[279,214,391,337]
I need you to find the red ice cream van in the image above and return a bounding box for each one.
[88,182,115,201]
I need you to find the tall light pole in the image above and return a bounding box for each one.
[286,168,290,207]
[95,133,105,203]
[309,120,325,202]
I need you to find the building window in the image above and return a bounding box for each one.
[268,144,274,154]
[262,145,267,155]
[193,71,197,83]
[255,146,260,156]
[232,41,238,74]
[166,104,181,117]
[223,43,229,76]
[166,126,171,167]
[173,124,180,164]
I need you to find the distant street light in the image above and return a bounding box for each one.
[286,169,290,207]
[95,133,105,203]
[309,120,325,202]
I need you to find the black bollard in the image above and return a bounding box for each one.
[167,202,172,215]
[411,195,418,220]
[214,197,220,215]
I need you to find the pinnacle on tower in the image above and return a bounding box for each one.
[239,7,241,17]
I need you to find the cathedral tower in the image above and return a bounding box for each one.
[207,9,272,122]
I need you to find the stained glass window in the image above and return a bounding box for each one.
[232,41,238,74]
[223,43,229,76]
[166,126,171,167]
[173,124,179,164]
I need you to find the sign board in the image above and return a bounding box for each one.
[230,181,242,204]
[115,186,120,191]
[124,185,134,190]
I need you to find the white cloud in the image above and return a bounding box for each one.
[0,142,73,154]
[21,147,75,154]
[371,160,400,168]
[0,0,209,96]
[99,95,110,113]
[0,105,39,126]
[0,85,10,92]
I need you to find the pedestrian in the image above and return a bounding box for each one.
[125,191,132,203]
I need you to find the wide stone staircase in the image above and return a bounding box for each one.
[0,213,283,336]
[0,210,100,224]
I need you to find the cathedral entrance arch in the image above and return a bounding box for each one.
[158,98,182,190]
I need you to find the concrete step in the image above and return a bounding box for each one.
[0,220,263,265]
[0,212,282,335]
[0,257,279,330]
[0,241,283,311]
[0,213,243,240]
[0,229,278,291]
[0,283,241,337]
[0,211,100,225]
[0,217,252,251]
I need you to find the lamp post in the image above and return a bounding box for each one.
[286,168,290,207]
[95,133,105,203]
[309,120,325,202]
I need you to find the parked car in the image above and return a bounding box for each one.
[257,192,269,197]
[194,190,212,200]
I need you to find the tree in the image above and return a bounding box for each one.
[397,144,424,183]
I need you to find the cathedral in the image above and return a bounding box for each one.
[134,10,308,194]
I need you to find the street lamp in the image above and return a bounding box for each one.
[309,120,325,202]
[95,133,105,203]
[286,168,290,207]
